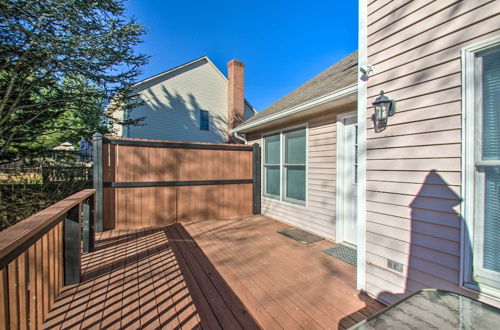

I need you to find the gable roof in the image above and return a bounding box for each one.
[132,56,257,113]
[235,51,358,131]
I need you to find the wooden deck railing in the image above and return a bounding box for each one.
[0,189,95,329]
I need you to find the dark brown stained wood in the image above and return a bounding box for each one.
[136,229,162,329]
[8,259,19,329]
[41,235,49,320]
[183,216,386,329]
[104,136,253,150]
[100,137,254,229]
[28,245,36,330]
[164,225,232,329]
[47,230,54,311]
[17,252,28,330]
[42,216,384,329]
[174,225,260,329]
[0,189,95,269]
[35,240,43,329]
[120,229,142,330]
[148,228,184,328]
[0,268,9,329]
[57,223,63,296]
[0,191,94,330]
[80,232,118,330]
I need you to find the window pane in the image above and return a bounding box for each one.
[264,134,280,164]
[286,166,305,201]
[200,110,209,131]
[285,128,306,164]
[481,47,500,160]
[483,166,500,272]
[265,166,280,196]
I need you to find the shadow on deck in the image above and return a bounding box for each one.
[43,216,384,329]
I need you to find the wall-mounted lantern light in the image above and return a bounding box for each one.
[372,90,396,132]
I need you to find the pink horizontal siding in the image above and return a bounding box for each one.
[364,0,500,305]
[248,112,344,241]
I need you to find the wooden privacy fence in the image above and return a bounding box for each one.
[0,189,95,329]
[93,135,261,231]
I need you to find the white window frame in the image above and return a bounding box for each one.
[461,35,500,300]
[263,133,281,200]
[262,123,308,207]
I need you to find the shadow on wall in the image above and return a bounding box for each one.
[126,85,228,143]
[339,170,478,328]
[377,170,476,303]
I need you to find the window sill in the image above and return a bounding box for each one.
[461,281,500,301]
[262,196,308,210]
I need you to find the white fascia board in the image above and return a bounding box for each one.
[232,84,357,133]
[132,56,210,88]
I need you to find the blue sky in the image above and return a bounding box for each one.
[125,1,358,111]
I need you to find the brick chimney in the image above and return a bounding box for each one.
[227,59,245,142]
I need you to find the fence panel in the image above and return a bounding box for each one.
[97,137,259,230]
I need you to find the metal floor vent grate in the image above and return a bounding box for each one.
[322,245,357,266]
[278,228,324,244]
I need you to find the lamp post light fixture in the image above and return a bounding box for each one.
[372,90,396,132]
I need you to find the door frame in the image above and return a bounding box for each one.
[336,111,358,245]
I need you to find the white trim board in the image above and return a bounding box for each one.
[356,0,368,291]
[336,111,358,245]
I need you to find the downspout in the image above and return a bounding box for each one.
[233,131,247,144]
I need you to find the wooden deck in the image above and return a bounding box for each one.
[43,215,385,329]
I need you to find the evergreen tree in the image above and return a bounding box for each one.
[0,0,148,163]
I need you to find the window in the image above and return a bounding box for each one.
[462,38,500,296]
[200,110,209,131]
[263,127,306,205]
[264,134,280,198]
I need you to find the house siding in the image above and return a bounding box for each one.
[248,113,340,241]
[364,0,500,305]
[121,58,255,143]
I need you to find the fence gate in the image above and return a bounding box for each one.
[93,135,261,230]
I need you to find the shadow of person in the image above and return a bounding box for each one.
[339,170,479,329]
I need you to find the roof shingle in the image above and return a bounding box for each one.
[241,51,358,127]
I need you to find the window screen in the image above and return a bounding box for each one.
[264,134,280,198]
[473,45,500,289]
[284,129,306,202]
[263,128,307,204]
[477,47,500,275]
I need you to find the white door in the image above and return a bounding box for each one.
[338,114,358,246]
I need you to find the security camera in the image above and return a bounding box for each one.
[360,65,376,76]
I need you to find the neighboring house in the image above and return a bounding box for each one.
[112,56,256,143]
[233,1,500,308]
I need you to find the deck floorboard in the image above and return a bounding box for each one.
[43,215,385,329]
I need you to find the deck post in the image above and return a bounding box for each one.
[93,132,104,232]
[252,143,261,215]
[64,204,81,285]
[82,195,95,253]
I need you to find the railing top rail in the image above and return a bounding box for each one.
[103,136,253,151]
[0,189,95,268]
